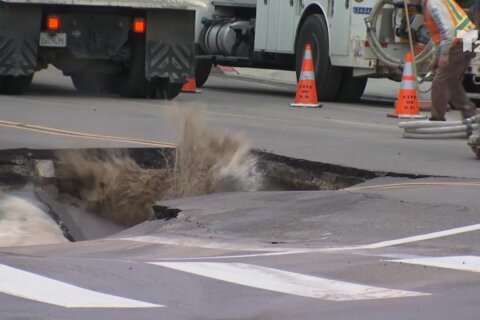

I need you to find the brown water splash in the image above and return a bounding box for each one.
[55,110,262,227]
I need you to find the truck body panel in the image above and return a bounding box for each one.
[0,0,208,9]
[330,0,352,57]
[0,3,41,76]
[145,9,195,82]
[265,1,279,52]
[253,1,268,51]
[277,1,296,53]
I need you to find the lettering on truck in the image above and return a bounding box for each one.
[353,7,372,14]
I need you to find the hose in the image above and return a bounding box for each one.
[403,132,472,139]
[405,123,478,133]
[399,114,480,139]
[468,132,480,158]
[399,115,480,128]
[365,0,434,69]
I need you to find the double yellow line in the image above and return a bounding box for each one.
[0,119,176,148]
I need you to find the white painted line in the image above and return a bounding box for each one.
[150,262,429,301]
[355,223,480,250]
[151,223,480,261]
[389,256,480,273]
[0,264,163,308]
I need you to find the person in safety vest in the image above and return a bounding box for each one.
[416,0,479,120]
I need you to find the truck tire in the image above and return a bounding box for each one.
[154,78,183,100]
[195,59,212,88]
[335,68,368,102]
[0,75,33,95]
[463,75,480,93]
[119,37,153,98]
[295,14,342,101]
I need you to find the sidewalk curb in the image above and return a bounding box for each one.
[211,66,297,89]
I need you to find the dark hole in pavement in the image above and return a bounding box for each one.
[153,205,181,221]
[0,148,429,243]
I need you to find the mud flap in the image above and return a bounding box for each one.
[145,9,195,84]
[0,3,41,76]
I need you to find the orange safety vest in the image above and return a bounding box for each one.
[423,0,475,46]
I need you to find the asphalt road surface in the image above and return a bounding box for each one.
[1,177,480,319]
[0,67,477,178]
[0,68,479,319]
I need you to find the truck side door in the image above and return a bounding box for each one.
[276,0,297,53]
[254,0,296,53]
[254,0,276,51]
[330,0,352,56]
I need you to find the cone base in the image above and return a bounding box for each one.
[290,102,322,108]
[181,89,202,94]
[387,113,427,119]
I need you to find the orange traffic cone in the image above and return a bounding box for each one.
[182,77,202,93]
[388,52,427,119]
[290,44,322,108]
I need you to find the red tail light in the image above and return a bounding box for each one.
[133,17,146,33]
[47,15,61,31]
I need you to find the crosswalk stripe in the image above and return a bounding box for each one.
[0,264,163,308]
[389,255,480,273]
[150,262,429,301]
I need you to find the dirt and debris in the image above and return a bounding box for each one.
[54,111,262,227]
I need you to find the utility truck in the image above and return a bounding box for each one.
[193,0,480,102]
[0,0,205,99]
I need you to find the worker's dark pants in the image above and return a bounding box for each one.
[431,43,478,120]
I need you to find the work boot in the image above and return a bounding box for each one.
[462,111,478,120]
[428,116,446,121]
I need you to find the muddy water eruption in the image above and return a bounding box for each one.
[0,194,69,247]
[56,112,262,227]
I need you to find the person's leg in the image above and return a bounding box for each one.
[430,58,453,120]
[447,46,478,119]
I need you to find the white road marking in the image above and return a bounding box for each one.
[0,264,163,308]
[149,223,480,261]
[150,262,429,301]
[355,223,480,250]
[389,256,480,273]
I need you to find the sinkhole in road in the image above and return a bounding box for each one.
[0,147,426,246]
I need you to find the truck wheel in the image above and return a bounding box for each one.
[335,68,368,102]
[119,38,153,98]
[295,14,342,101]
[195,59,212,88]
[154,78,183,100]
[71,73,115,94]
[463,75,480,93]
[0,75,33,95]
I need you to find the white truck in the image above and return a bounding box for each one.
[192,0,480,102]
[0,0,207,99]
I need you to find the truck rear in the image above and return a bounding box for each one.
[0,0,204,99]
